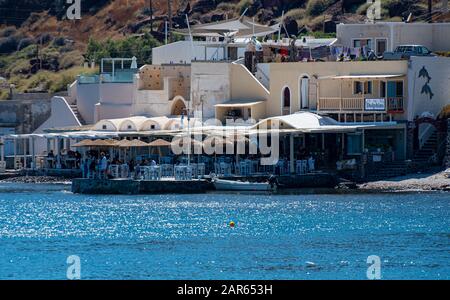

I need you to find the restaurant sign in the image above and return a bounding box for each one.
[365,98,385,111]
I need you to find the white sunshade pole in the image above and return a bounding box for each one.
[278,10,284,42]
[186,14,196,61]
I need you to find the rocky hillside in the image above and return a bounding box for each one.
[0,0,448,98]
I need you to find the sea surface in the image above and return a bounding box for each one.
[0,183,448,280]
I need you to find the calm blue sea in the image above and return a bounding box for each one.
[0,183,448,280]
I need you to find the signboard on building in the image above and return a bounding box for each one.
[365,98,386,111]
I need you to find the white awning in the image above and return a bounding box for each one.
[215,100,265,108]
[320,74,405,80]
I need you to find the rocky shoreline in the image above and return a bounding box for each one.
[0,171,449,192]
[0,176,71,184]
[358,170,450,192]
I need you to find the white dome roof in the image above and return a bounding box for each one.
[254,112,339,130]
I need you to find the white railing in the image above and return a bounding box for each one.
[318,97,404,113]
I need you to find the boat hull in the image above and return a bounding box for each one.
[213,179,274,191]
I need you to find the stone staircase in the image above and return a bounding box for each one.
[413,131,439,166]
[365,161,410,182]
[69,103,86,125]
[364,131,441,182]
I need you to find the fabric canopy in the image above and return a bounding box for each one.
[148,139,172,147]
[117,139,149,148]
[215,100,266,108]
[176,17,279,38]
[72,139,118,147]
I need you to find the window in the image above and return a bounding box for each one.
[354,81,372,95]
[353,39,373,50]
[376,39,387,56]
[387,81,404,97]
[102,125,107,130]
[347,134,363,155]
[395,81,403,97]
[421,47,430,55]
[127,125,132,130]
[283,87,291,107]
[380,81,386,98]
[150,125,156,130]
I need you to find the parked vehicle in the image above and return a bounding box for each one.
[383,45,435,60]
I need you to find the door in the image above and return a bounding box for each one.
[300,77,309,109]
[376,39,387,56]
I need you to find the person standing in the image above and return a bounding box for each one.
[99,152,108,179]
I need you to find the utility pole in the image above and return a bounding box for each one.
[168,0,173,42]
[36,36,42,72]
[149,0,153,32]
[39,36,42,70]
[428,0,433,23]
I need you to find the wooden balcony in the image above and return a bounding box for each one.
[318,97,404,113]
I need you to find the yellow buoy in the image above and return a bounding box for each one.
[229,221,235,228]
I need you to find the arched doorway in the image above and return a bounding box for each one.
[281,86,291,115]
[413,116,446,160]
[171,98,186,116]
[299,75,310,109]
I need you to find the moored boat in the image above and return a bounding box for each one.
[213,178,276,191]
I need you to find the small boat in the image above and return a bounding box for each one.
[213,178,276,191]
[444,168,450,178]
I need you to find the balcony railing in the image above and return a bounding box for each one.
[318,97,404,113]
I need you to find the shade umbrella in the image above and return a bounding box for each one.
[72,139,119,147]
[117,139,149,148]
[148,139,172,147]
[117,139,149,162]
[72,139,119,162]
[72,139,96,147]
[148,139,172,163]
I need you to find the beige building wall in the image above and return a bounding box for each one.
[132,64,191,117]
[267,61,408,117]
[191,62,269,121]
[190,62,232,119]
[230,64,270,102]
[336,22,450,52]
[408,56,450,120]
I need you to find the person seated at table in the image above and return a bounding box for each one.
[48,150,54,158]
[151,159,157,167]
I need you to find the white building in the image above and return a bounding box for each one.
[336,22,450,56]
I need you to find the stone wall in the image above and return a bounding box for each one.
[406,121,415,160]
[445,119,450,168]
[0,99,51,134]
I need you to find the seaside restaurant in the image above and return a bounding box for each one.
[0,112,406,180]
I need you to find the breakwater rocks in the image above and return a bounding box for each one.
[0,176,70,184]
